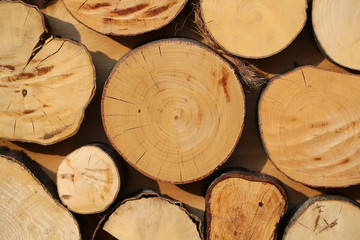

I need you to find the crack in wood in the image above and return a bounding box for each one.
[76,0,89,12]
[105,95,133,104]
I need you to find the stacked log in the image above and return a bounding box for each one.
[0,147,81,239]
[102,39,245,184]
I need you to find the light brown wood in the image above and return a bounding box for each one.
[102,39,245,184]
[200,0,307,58]
[206,170,287,240]
[259,66,360,187]
[94,191,203,240]
[57,144,121,214]
[283,195,360,240]
[312,0,360,71]
[0,148,80,239]
[62,0,188,36]
[1,0,359,238]
[0,0,95,145]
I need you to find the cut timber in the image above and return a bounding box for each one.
[200,0,307,58]
[259,66,360,187]
[0,147,80,239]
[93,191,203,240]
[283,195,360,240]
[205,170,287,240]
[312,0,360,71]
[0,0,95,145]
[57,143,122,214]
[62,0,188,36]
[101,39,245,183]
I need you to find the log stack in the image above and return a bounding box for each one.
[1,0,360,239]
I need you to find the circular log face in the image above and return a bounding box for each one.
[0,1,95,145]
[284,196,360,240]
[200,0,307,58]
[259,66,360,187]
[102,39,245,183]
[57,145,121,214]
[62,0,188,36]
[0,155,80,239]
[312,0,360,71]
[206,172,287,240]
[102,195,202,240]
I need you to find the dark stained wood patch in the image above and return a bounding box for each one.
[0,65,15,71]
[23,109,35,114]
[218,68,231,102]
[83,2,111,10]
[111,3,150,16]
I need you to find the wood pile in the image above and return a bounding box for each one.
[1,0,359,239]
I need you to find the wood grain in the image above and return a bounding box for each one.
[102,39,245,183]
[0,0,95,145]
[259,66,360,187]
[62,0,188,35]
[200,0,307,58]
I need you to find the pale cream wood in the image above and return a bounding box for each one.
[0,153,80,239]
[259,66,360,187]
[102,39,245,184]
[200,0,307,58]
[62,0,188,36]
[312,0,360,71]
[57,145,121,214]
[102,195,201,240]
[283,195,360,240]
[206,172,287,240]
[0,0,95,145]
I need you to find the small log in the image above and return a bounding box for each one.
[62,0,188,36]
[259,66,360,187]
[101,38,245,183]
[93,191,203,240]
[283,195,360,239]
[205,169,287,240]
[57,143,123,214]
[0,0,95,145]
[0,147,80,239]
[312,0,360,71]
[199,0,307,58]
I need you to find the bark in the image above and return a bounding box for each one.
[57,143,123,214]
[312,0,360,71]
[283,195,360,239]
[101,38,245,183]
[0,147,81,239]
[205,169,287,240]
[259,66,360,187]
[92,190,203,240]
[199,0,307,58]
[0,0,95,145]
[62,0,188,36]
